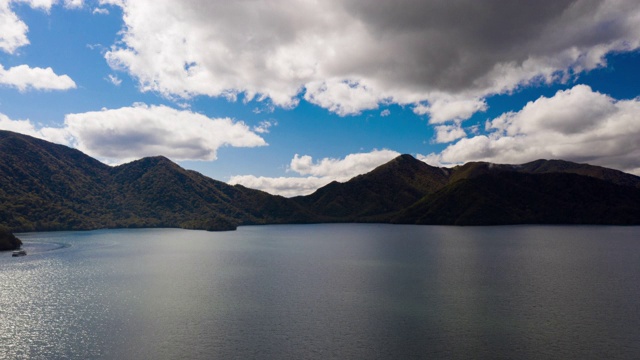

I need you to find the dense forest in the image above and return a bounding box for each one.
[1,130,639,242]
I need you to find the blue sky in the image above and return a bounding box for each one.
[1,0,640,196]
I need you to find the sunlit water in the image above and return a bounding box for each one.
[1,224,640,359]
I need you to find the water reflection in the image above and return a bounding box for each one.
[1,225,639,359]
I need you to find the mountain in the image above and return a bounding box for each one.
[447,159,640,188]
[300,156,640,226]
[0,130,308,232]
[292,154,449,222]
[0,129,639,234]
[394,171,640,225]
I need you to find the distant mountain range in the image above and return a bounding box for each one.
[1,130,639,237]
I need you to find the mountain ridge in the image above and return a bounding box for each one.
[0,130,639,234]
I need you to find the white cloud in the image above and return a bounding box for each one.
[0,1,77,91]
[0,104,267,164]
[0,113,71,144]
[0,1,29,53]
[64,104,267,163]
[414,97,488,124]
[99,0,123,7]
[103,0,640,123]
[63,0,82,9]
[228,175,330,198]
[304,79,383,116]
[0,64,76,91]
[430,85,640,175]
[433,123,467,144]
[416,153,444,168]
[92,7,108,15]
[107,74,121,86]
[380,109,390,117]
[290,149,400,179]
[1,0,85,54]
[253,120,275,134]
[230,149,401,197]
[15,0,55,11]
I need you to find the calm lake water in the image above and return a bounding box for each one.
[1,224,640,359]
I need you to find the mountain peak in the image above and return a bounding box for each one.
[396,153,419,162]
[115,155,179,172]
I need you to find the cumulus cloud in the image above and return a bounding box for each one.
[0,64,76,91]
[290,149,400,178]
[414,97,488,124]
[433,123,467,144]
[103,0,640,122]
[0,1,30,53]
[229,149,400,196]
[64,104,267,163]
[1,0,86,54]
[0,104,267,164]
[228,175,330,198]
[0,113,69,144]
[92,7,108,15]
[0,1,77,91]
[428,85,640,175]
[304,79,384,116]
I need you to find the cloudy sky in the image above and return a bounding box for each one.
[1,0,640,196]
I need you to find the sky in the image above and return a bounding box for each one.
[1,0,640,197]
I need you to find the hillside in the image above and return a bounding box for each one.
[448,159,640,188]
[0,131,307,232]
[292,154,449,222]
[393,171,640,225]
[1,130,639,234]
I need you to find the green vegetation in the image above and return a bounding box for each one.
[1,130,639,233]
[0,131,305,232]
[393,172,640,225]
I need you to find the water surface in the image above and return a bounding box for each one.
[1,224,639,359]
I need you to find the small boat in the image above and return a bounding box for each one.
[12,249,26,257]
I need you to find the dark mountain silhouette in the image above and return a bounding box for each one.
[448,159,640,188]
[0,130,639,238]
[394,171,640,225]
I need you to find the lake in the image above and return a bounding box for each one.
[1,224,640,359]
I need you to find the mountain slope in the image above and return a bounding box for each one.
[0,130,305,231]
[1,130,639,232]
[299,155,640,225]
[0,131,112,231]
[293,154,449,221]
[518,159,640,188]
[394,171,640,225]
[448,159,640,188]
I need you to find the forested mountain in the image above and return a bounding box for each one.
[291,154,450,222]
[394,171,640,225]
[1,130,639,236]
[0,130,309,232]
